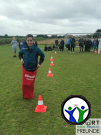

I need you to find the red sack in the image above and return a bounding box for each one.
[22,65,37,99]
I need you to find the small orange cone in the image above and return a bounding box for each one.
[47,68,53,77]
[50,55,53,61]
[50,61,54,66]
[95,49,97,54]
[54,51,57,54]
[34,95,47,112]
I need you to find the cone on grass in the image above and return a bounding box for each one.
[34,95,47,112]
[54,51,57,54]
[47,68,53,77]
[95,49,97,54]
[50,55,53,61]
[50,61,54,66]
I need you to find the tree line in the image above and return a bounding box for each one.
[0,29,101,45]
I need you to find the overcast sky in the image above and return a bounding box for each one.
[0,0,101,36]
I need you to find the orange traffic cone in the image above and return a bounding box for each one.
[34,95,47,112]
[50,55,53,61]
[47,68,53,77]
[54,51,57,54]
[50,61,54,66]
[95,49,97,54]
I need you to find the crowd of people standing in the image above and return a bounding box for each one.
[44,36,101,54]
[11,35,101,57]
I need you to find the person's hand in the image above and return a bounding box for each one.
[21,58,24,64]
[37,64,40,68]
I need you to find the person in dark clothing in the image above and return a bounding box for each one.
[78,36,84,53]
[59,44,61,50]
[55,38,58,50]
[97,36,100,51]
[53,44,55,50]
[35,39,38,46]
[60,38,64,51]
[84,39,88,52]
[88,39,92,51]
[70,36,75,53]
[44,45,48,51]
[48,45,53,51]
[84,38,92,52]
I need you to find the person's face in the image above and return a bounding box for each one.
[26,37,34,47]
[13,38,15,40]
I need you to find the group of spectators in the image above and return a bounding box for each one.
[11,35,101,57]
[44,38,65,52]
[44,36,101,54]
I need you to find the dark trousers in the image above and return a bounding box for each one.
[85,45,88,52]
[68,45,70,51]
[71,44,74,52]
[60,46,63,51]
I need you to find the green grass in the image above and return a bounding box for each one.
[0,44,101,135]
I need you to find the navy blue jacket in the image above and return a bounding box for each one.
[60,40,64,46]
[19,41,24,49]
[93,40,98,46]
[70,38,75,45]
[19,44,45,71]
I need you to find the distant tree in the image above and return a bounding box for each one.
[43,35,48,38]
[93,29,101,38]
[4,34,8,38]
[51,35,57,38]
[96,29,101,32]
[37,35,43,37]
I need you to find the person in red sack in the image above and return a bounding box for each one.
[19,34,45,99]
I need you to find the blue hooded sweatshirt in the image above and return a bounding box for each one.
[67,39,71,45]
[19,43,45,71]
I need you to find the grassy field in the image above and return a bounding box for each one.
[0,44,101,135]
